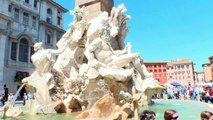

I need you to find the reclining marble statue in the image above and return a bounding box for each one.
[0,3,165,119]
[82,23,152,81]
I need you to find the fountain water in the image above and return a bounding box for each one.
[11,83,26,107]
[0,83,26,118]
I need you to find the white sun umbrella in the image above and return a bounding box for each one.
[164,82,174,88]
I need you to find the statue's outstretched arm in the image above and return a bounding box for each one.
[51,42,68,56]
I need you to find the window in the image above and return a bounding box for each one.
[57,16,61,25]
[14,8,19,22]
[187,71,190,74]
[34,0,37,8]
[57,10,61,14]
[25,0,29,4]
[32,16,36,28]
[11,42,17,60]
[181,65,184,69]
[154,69,157,72]
[154,65,157,68]
[57,32,62,42]
[46,33,52,45]
[163,69,166,72]
[150,70,153,72]
[159,69,162,72]
[47,34,51,44]
[8,4,12,12]
[186,65,189,69]
[23,12,29,25]
[47,8,52,24]
[19,38,29,62]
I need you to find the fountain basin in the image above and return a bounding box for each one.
[140,100,213,120]
[4,100,212,120]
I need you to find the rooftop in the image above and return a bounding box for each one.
[48,0,68,12]
[144,61,168,64]
[167,59,193,66]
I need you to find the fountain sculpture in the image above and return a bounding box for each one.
[2,4,165,119]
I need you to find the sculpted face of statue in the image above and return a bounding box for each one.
[33,42,43,52]
[75,12,83,21]
[100,26,111,42]
[70,6,84,22]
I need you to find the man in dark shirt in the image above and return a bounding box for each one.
[4,84,8,101]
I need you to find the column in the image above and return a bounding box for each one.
[0,34,7,83]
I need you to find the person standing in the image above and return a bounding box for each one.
[7,93,14,102]
[188,85,194,99]
[3,84,8,102]
[1,94,5,105]
[23,93,28,105]
[194,85,200,100]
[205,90,210,103]
[210,88,213,103]
[0,95,3,106]
[181,86,186,100]
[174,87,179,99]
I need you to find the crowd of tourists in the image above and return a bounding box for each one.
[0,92,33,106]
[0,84,33,106]
[140,109,213,120]
[153,83,213,103]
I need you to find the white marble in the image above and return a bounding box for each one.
[15,4,165,119]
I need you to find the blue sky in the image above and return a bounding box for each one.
[55,0,213,70]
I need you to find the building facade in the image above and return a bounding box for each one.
[209,56,213,80]
[202,62,212,82]
[167,59,195,86]
[194,71,205,83]
[144,62,168,84]
[0,0,67,93]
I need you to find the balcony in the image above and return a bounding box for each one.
[7,60,34,68]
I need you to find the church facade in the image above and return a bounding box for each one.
[0,0,67,93]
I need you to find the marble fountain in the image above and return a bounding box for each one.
[0,4,166,120]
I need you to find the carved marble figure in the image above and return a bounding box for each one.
[0,3,166,120]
